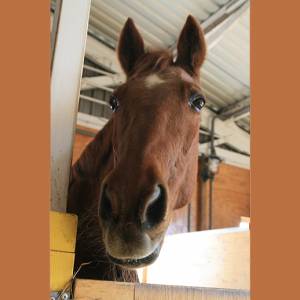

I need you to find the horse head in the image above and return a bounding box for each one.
[98,15,207,268]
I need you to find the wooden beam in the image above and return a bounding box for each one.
[75,280,250,300]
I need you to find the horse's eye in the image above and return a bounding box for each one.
[109,94,119,112]
[188,93,206,113]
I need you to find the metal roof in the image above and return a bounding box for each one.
[89,0,229,49]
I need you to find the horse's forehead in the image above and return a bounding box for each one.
[145,74,165,88]
[143,69,197,89]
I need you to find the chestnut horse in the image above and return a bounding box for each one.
[67,15,206,281]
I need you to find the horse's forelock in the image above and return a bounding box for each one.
[129,50,173,78]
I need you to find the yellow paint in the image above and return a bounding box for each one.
[50,211,78,291]
[50,251,75,291]
[50,211,77,252]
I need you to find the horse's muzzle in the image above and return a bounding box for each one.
[107,243,161,269]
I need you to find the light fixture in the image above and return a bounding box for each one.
[208,154,222,177]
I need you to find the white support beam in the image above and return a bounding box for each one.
[234,110,250,121]
[80,94,110,107]
[51,0,91,212]
[81,74,125,90]
[168,0,250,52]
[200,108,250,154]
[205,0,250,50]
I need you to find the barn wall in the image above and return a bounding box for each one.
[72,130,250,233]
[212,163,250,228]
[72,127,97,163]
[199,163,250,230]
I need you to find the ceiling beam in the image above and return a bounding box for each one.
[168,0,250,52]
[234,109,250,121]
[200,107,250,154]
[219,97,250,120]
[81,73,125,90]
[204,0,250,50]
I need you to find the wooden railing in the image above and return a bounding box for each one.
[74,280,250,300]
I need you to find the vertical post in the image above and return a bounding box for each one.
[50,0,62,72]
[51,0,91,212]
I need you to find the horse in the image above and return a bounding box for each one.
[67,15,207,282]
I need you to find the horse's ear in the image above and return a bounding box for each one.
[118,18,145,76]
[175,15,206,76]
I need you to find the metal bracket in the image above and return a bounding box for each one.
[50,291,71,300]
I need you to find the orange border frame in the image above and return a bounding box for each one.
[1,1,300,299]
[251,1,300,299]
[0,1,50,298]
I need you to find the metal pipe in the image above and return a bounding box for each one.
[210,116,218,157]
[187,203,191,232]
[208,115,219,229]
[208,177,214,230]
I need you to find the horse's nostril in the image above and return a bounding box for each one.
[142,185,166,229]
[100,185,113,221]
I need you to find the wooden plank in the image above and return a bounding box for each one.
[135,284,250,300]
[74,280,135,300]
[142,229,249,290]
[50,211,78,252]
[212,163,250,229]
[74,280,250,300]
[50,251,75,291]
